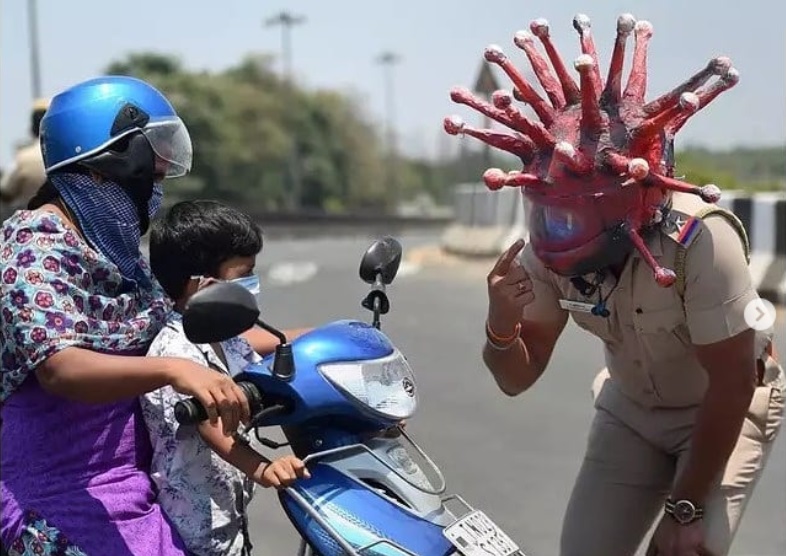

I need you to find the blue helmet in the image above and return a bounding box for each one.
[40,75,192,178]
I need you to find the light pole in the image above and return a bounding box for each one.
[28,0,42,100]
[376,51,401,213]
[265,11,306,211]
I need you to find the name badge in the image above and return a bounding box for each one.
[559,299,595,313]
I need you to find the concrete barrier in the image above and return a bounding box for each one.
[718,192,786,304]
[441,183,525,257]
[442,185,786,304]
[232,212,453,240]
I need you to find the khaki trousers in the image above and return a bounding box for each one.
[559,358,785,556]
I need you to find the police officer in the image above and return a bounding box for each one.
[485,192,783,555]
[0,98,49,218]
[444,12,784,556]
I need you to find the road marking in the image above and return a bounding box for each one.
[744,297,777,331]
[265,259,419,287]
[267,262,319,286]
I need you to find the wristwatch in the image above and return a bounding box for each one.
[664,498,704,525]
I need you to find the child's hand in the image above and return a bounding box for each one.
[256,455,311,489]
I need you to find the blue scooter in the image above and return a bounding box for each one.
[174,237,526,556]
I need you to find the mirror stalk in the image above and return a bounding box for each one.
[255,318,287,345]
[255,317,295,381]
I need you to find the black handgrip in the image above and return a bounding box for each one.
[174,381,263,425]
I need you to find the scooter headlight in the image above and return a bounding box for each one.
[318,350,417,420]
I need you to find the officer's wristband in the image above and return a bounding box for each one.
[486,320,521,351]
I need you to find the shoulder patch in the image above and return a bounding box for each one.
[667,203,751,297]
[662,210,704,250]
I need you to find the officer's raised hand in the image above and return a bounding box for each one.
[487,239,534,337]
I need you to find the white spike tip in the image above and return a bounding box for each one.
[573,13,591,32]
[443,116,465,135]
[574,54,595,71]
[617,13,636,34]
[710,56,733,75]
[484,45,506,63]
[530,18,550,38]
[514,30,535,48]
[723,68,740,85]
[634,20,654,36]
[700,184,721,203]
[679,92,700,111]
[555,141,576,157]
[627,158,650,180]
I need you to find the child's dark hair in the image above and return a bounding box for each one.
[150,200,263,300]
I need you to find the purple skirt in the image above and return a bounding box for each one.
[1,378,187,555]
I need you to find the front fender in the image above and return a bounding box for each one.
[279,463,456,556]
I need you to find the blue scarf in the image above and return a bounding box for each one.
[50,172,162,288]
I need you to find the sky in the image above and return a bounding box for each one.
[1,0,784,168]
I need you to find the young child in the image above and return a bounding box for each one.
[142,200,311,556]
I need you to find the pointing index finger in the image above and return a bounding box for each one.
[492,239,526,275]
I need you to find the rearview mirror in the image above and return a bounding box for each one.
[182,282,260,344]
[359,236,402,285]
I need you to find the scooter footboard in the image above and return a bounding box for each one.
[279,463,457,556]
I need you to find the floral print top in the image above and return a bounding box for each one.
[142,312,261,556]
[0,210,170,403]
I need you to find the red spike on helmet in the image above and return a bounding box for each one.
[444,13,739,287]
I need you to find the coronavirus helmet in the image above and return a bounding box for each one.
[444,14,738,286]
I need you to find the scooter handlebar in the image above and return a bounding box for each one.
[174,381,263,425]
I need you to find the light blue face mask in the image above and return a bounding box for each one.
[191,274,261,297]
[230,275,261,296]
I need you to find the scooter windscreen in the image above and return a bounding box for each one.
[361,428,446,496]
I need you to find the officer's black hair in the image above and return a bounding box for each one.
[150,200,263,300]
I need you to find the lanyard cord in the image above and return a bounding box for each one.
[592,277,620,317]
[571,272,619,318]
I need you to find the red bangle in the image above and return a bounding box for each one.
[486,320,521,347]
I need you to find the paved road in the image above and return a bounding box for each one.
[237,232,785,556]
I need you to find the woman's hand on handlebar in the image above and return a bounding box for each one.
[164,359,251,436]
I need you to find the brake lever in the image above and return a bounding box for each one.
[234,403,292,450]
[254,432,290,450]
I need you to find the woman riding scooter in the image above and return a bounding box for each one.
[0,75,248,555]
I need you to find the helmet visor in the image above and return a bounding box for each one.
[525,199,606,251]
[142,117,193,178]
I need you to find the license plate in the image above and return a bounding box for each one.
[442,510,522,556]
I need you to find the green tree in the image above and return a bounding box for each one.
[105,51,393,212]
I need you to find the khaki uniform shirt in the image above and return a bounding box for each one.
[0,141,46,211]
[520,192,773,409]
